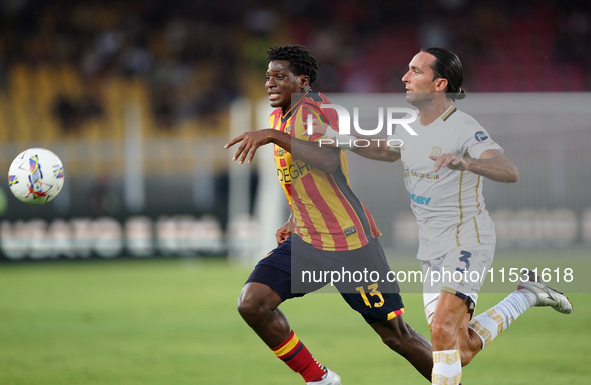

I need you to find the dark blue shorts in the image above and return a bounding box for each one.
[246,235,405,323]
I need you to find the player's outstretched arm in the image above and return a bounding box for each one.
[430,149,519,183]
[225,129,340,173]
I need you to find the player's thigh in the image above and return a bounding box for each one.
[245,236,326,302]
[422,243,495,323]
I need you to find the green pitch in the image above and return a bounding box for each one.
[0,253,589,385]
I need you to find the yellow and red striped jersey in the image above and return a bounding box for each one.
[270,91,381,251]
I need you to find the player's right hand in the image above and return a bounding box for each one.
[275,219,293,245]
[225,129,273,164]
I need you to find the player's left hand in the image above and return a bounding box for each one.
[225,129,273,164]
[306,117,329,137]
[430,153,470,172]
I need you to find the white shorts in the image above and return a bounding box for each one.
[421,243,495,326]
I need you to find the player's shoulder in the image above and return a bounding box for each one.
[307,91,331,103]
[446,107,477,124]
[446,107,484,132]
[299,91,331,111]
[296,91,338,124]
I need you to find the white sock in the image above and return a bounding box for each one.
[432,349,462,385]
[469,290,535,349]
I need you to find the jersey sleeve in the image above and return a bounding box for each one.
[460,120,504,159]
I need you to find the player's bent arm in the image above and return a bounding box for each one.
[225,129,339,173]
[467,149,519,183]
[269,129,341,173]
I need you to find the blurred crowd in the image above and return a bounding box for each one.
[0,0,590,131]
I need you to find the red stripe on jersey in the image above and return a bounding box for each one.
[363,204,381,238]
[326,172,369,247]
[280,158,286,168]
[285,183,292,201]
[301,173,348,249]
[291,186,323,247]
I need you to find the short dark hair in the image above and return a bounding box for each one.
[267,45,319,86]
[420,47,466,101]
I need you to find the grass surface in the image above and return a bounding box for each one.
[0,252,589,384]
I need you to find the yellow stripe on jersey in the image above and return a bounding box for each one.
[473,175,482,242]
[309,171,364,248]
[475,175,482,215]
[456,171,464,246]
[473,217,481,243]
[292,170,367,251]
[291,173,335,250]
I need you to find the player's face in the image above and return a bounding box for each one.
[266,60,307,112]
[402,52,442,106]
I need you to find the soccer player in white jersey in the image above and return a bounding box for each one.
[316,47,573,385]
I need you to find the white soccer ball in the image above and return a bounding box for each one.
[8,148,65,205]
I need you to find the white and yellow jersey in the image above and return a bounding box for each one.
[393,105,504,261]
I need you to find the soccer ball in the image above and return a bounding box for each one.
[8,148,65,205]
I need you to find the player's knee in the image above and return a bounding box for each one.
[376,321,410,353]
[237,290,264,324]
[237,284,277,325]
[430,319,457,347]
[379,332,405,352]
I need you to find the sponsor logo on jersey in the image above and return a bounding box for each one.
[431,146,442,156]
[474,131,489,142]
[410,193,431,205]
[277,159,312,183]
[410,170,440,180]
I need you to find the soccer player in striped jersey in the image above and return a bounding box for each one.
[318,47,573,385]
[226,45,433,384]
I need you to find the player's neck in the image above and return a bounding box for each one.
[418,99,452,126]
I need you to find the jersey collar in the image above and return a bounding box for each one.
[440,105,457,122]
[280,92,309,124]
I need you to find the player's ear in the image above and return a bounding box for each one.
[299,75,310,91]
[435,78,448,93]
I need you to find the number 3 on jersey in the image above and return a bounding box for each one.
[356,283,385,308]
